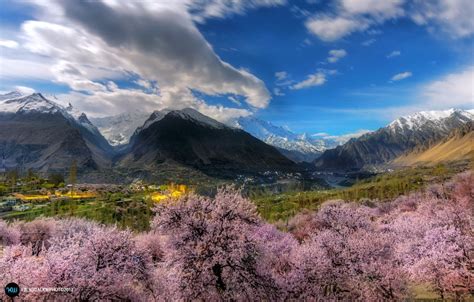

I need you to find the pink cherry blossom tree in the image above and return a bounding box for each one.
[45,223,156,301]
[289,201,408,300]
[152,188,280,300]
[0,220,20,246]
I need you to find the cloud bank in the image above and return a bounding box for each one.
[305,0,474,41]
[422,66,474,109]
[3,0,275,122]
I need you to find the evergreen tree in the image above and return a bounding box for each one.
[68,160,77,195]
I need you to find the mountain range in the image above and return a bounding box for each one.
[119,108,296,178]
[234,117,341,162]
[0,92,298,181]
[90,109,358,162]
[1,91,472,181]
[314,109,474,171]
[392,120,474,166]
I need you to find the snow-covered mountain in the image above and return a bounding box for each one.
[0,92,95,126]
[90,111,151,146]
[0,91,23,101]
[0,92,108,143]
[315,108,474,171]
[121,108,297,176]
[92,108,231,146]
[0,91,113,172]
[91,110,359,162]
[169,108,227,129]
[0,92,70,116]
[388,109,474,132]
[235,117,349,162]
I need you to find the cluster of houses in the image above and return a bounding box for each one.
[128,179,189,202]
[149,184,188,202]
[0,189,98,213]
[0,196,29,212]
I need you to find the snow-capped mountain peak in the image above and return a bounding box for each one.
[236,116,297,140]
[388,109,473,131]
[168,108,227,129]
[0,92,107,144]
[235,116,336,162]
[0,92,65,115]
[91,110,158,146]
[135,110,167,132]
[0,91,23,101]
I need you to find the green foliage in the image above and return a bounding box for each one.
[1,194,154,232]
[108,193,123,202]
[68,160,77,186]
[253,164,464,222]
[0,184,8,195]
[41,183,56,189]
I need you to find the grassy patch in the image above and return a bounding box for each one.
[1,196,155,232]
[252,163,468,222]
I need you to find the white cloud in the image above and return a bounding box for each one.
[410,0,474,38]
[275,71,288,81]
[291,72,326,89]
[228,95,242,106]
[0,58,55,80]
[341,0,404,20]
[331,65,473,120]
[273,71,294,95]
[197,103,252,123]
[305,0,473,41]
[311,132,329,137]
[387,50,401,58]
[306,15,369,41]
[367,29,383,35]
[327,49,347,63]
[361,38,376,46]
[305,0,402,41]
[391,71,412,81]
[0,40,19,48]
[188,0,286,22]
[421,65,474,108]
[0,0,273,121]
[273,87,285,96]
[14,86,35,94]
[57,86,252,123]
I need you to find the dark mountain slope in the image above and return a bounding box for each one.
[120,108,297,177]
[0,93,113,173]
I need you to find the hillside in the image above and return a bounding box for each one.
[393,121,474,166]
[314,109,473,171]
[120,108,299,178]
[0,92,113,173]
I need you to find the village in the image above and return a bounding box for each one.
[0,167,189,224]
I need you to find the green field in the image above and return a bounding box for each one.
[1,194,155,232]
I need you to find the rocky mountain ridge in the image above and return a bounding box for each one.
[314,109,474,171]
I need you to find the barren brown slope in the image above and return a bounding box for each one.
[393,123,474,166]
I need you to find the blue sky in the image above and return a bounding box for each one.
[0,0,473,136]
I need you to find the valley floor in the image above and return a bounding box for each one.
[0,168,472,301]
